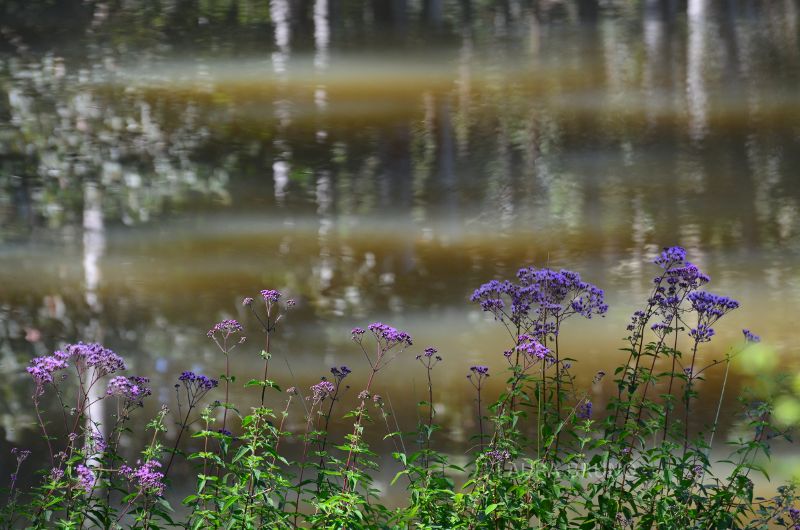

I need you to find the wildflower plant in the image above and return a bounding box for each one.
[4,246,800,529]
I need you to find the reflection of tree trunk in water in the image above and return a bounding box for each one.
[371,0,407,33]
[437,97,459,227]
[459,0,473,24]
[423,0,443,29]
[577,0,599,23]
[83,181,106,471]
[686,0,709,144]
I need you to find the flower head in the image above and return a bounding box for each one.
[75,464,95,494]
[742,329,761,343]
[207,319,244,339]
[654,246,687,269]
[367,322,413,347]
[486,449,510,463]
[65,342,126,376]
[577,401,593,420]
[470,365,489,376]
[178,371,218,390]
[311,380,336,402]
[261,289,281,303]
[119,460,165,496]
[107,376,152,404]
[351,327,366,342]
[330,365,351,381]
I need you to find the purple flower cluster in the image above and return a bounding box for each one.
[653,246,687,269]
[470,365,489,376]
[417,346,443,362]
[367,322,413,348]
[106,376,152,404]
[311,380,336,402]
[689,324,715,343]
[330,366,352,381]
[206,319,244,338]
[261,289,281,303]
[486,449,510,463]
[517,335,551,361]
[66,342,127,376]
[84,431,108,456]
[27,342,126,390]
[688,291,740,321]
[176,371,218,409]
[686,291,739,343]
[651,256,710,316]
[351,327,366,341]
[75,464,95,494]
[787,507,800,529]
[178,371,218,390]
[471,268,607,331]
[742,329,761,343]
[27,352,69,387]
[577,401,593,420]
[119,460,165,496]
[11,447,31,465]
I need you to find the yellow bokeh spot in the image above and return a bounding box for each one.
[736,343,777,374]
[774,396,800,426]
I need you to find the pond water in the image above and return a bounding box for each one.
[1,0,800,502]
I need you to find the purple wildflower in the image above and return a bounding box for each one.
[65,342,126,376]
[486,449,510,463]
[653,246,687,269]
[27,354,69,389]
[742,329,761,343]
[311,380,336,402]
[243,297,254,306]
[517,335,551,360]
[688,291,739,322]
[577,401,593,420]
[470,365,489,376]
[88,432,107,454]
[367,322,413,347]
[119,460,165,496]
[261,289,281,303]
[351,327,366,342]
[107,376,152,404]
[178,371,218,390]
[689,324,715,343]
[207,319,244,339]
[330,366,352,381]
[75,464,95,494]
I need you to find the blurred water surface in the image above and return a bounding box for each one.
[1,0,800,500]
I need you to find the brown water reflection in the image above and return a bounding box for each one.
[1,0,800,501]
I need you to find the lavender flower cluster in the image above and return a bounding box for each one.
[107,376,152,404]
[27,342,126,390]
[311,380,336,402]
[178,371,218,390]
[330,365,352,381]
[366,322,413,348]
[119,460,165,497]
[206,319,244,338]
[470,266,607,331]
